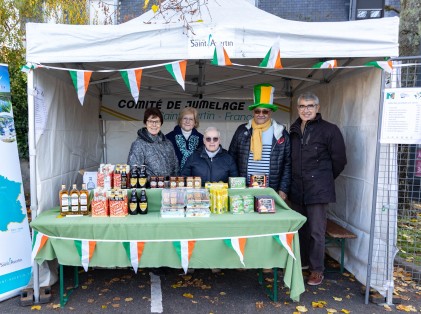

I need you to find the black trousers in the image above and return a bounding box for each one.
[291,202,328,273]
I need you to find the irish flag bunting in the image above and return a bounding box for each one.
[74,240,96,272]
[173,240,196,274]
[120,69,143,103]
[259,42,283,69]
[69,70,92,106]
[122,241,145,273]
[21,62,41,73]
[224,238,247,266]
[273,233,296,260]
[165,60,187,90]
[211,44,232,66]
[31,230,49,263]
[365,60,393,73]
[312,60,338,69]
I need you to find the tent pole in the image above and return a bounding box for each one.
[102,119,107,163]
[27,70,40,303]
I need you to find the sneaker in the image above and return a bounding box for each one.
[307,271,324,286]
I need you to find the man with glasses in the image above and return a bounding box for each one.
[229,84,291,200]
[289,92,347,286]
[181,126,238,184]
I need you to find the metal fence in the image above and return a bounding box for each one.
[366,56,421,305]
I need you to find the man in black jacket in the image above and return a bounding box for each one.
[181,127,238,184]
[229,84,291,200]
[289,92,347,286]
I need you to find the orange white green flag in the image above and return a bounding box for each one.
[120,69,143,103]
[312,60,337,69]
[31,230,48,263]
[173,240,196,274]
[259,42,283,69]
[224,238,247,266]
[74,240,96,272]
[273,233,296,260]
[165,60,187,90]
[21,62,42,73]
[69,70,92,106]
[122,241,145,273]
[364,60,393,73]
[211,44,232,66]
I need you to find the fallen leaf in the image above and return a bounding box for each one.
[219,292,226,296]
[312,301,327,308]
[326,309,337,313]
[341,309,350,314]
[296,305,308,312]
[192,300,198,304]
[31,305,41,310]
[183,293,194,299]
[383,304,393,312]
[333,297,342,301]
[112,304,120,308]
[87,298,95,303]
[81,285,88,289]
[52,304,60,309]
[69,307,75,310]
[345,295,351,299]
[101,305,107,309]
[183,275,192,280]
[151,4,159,13]
[396,304,417,312]
[113,297,120,301]
[255,301,264,309]
[318,287,326,291]
[125,297,133,302]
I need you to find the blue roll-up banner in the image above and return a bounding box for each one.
[0,64,32,301]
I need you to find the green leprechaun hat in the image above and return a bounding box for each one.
[248,83,278,111]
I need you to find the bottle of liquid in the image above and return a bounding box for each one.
[59,184,69,216]
[87,177,95,190]
[121,165,128,189]
[79,183,89,215]
[70,184,80,215]
[130,165,139,189]
[138,165,147,188]
[139,188,148,215]
[128,188,139,215]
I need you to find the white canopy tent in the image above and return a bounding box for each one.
[25,0,399,300]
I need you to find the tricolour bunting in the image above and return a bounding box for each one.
[31,231,48,263]
[165,60,187,90]
[74,240,96,272]
[259,42,283,69]
[211,45,232,66]
[224,238,247,266]
[120,69,143,103]
[312,60,337,69]
[21,63,41,73]
[273,233,296,260]
[364,60,393,73]
[173,240,196,274]
[122,241,145,273]
[69,70,92,106]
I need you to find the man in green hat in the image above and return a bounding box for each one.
[229,84,291,200]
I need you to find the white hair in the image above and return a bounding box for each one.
[204,126,221,138]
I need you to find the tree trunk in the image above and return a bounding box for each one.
[399,0,421,56]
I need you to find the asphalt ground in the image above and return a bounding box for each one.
[1,260,420,313]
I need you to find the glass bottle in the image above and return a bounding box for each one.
[128,188,139,215]
[130,164,139,188]
[70,184,80,215]
[87,177,95,190]
[138,188,148,215]
[138,165,147,189]
[121,165,128,189]
[59,184,69,216]
[79,183,89,215]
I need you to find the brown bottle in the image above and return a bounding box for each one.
[59,184,69,216]
[128,189,139,215]
[70,184,80,215]
[138,188,148,215]
[79,183,89,215]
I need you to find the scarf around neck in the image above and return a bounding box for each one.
[250,119,272,160]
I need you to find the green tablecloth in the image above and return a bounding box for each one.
[31,188,306,301]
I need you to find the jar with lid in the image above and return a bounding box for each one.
[194,177,202,188]
[186,177,194,188]
[177,177,185,188]
[150,176,157,188]
[170,176,177,188]
[157,176,165,188]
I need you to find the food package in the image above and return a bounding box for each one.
[97,164,115,189]
[254,195,276,213]
[185,189,210,209]
[109,189,128,217]
[160,207,185,218]
[249,173,268,188]
[209,187,228,214]
[185,208,211,218]
[229,177,246,189]
[243,195,254,213]
[161,188,186,208]
[91,188,108,217]
[229,195,244,214]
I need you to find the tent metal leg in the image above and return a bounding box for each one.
[258,268,278,302]
[59,265,79,308]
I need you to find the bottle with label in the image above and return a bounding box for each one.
[70,184,80,215]
[139,188,148,215]
[130,165,139,188]
[138,165,147,188]
[128,188,138,215]
[87,177,95,190]
[79,183,89,215]
[59,184,69,216]
[121,166,128,189]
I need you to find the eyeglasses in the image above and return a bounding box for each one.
[254,109,270,115]
[146,120,161,126]
[205,137,219,143]
[182,117,194,122]
[298,104,317,111]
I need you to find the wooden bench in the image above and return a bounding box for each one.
[325,219,357,273]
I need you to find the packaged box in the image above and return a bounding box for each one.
[254,195,276,213]
[249,173,268,188]
[229,177,246,189]
[83,171,98,190]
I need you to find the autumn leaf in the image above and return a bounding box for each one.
[125,297,133,302]
[383,305,393,312]
[192,300,198,304]
[311,300,327,308]
[113,297,120,301]
[296,305,308,312]
[87,298,95,303]
[318,287,326,291]
[327,309,337,313]
[396,304,417,312]
[219,292,226,296]
[112,304,120,308]
[152,4,159,13]
[101,305,107,309]
[341,309,350,314]
[143,0,150,10]
[52,304,60,309]
[183,293,194,299]
[333,296,342,301]
[255,301,264,309]
[31,305,41,310]
[81,285,88,289]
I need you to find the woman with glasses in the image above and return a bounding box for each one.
[127,108,179,178]
[166,107,203,170]
[181,126,238,184]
